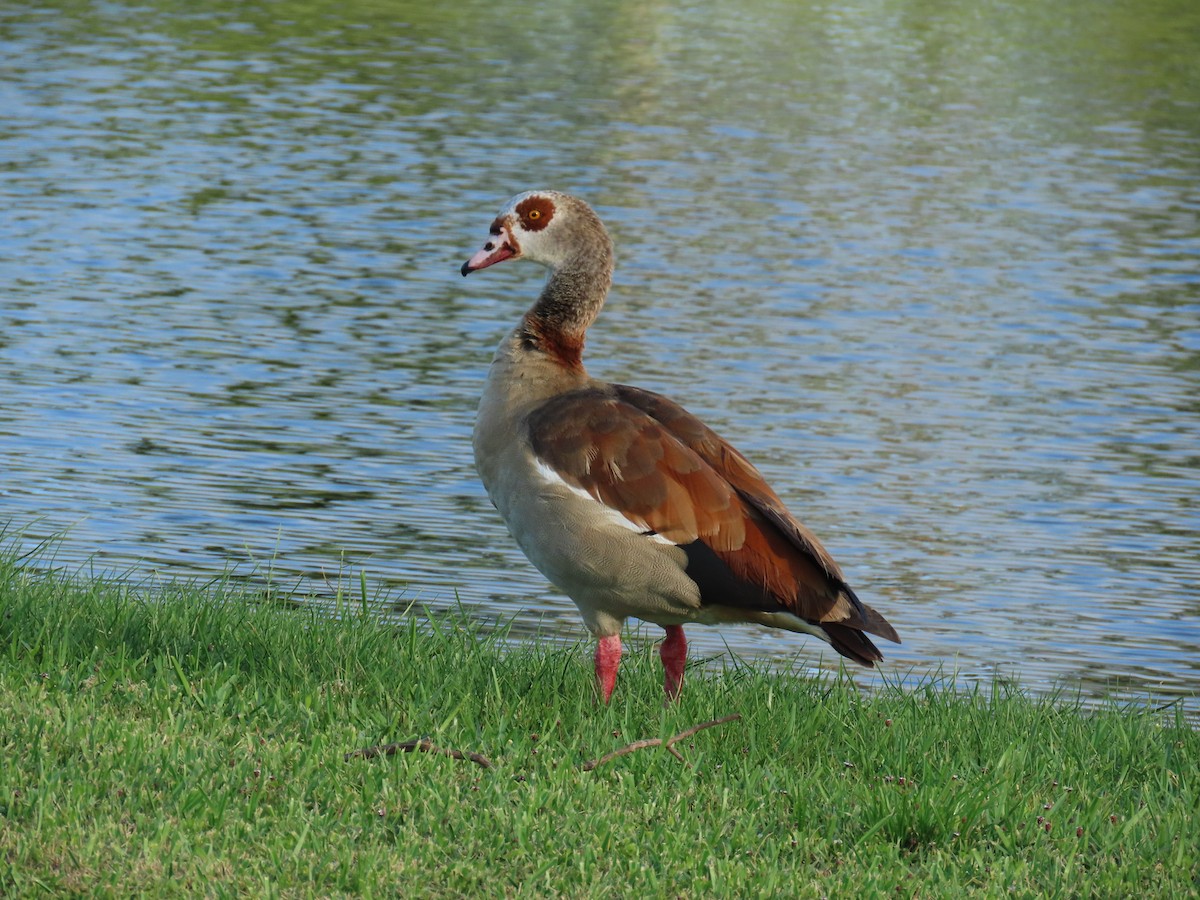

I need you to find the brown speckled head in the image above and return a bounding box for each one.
[514,195,556,232]
[463,190,609,279]
[462,191,615,366]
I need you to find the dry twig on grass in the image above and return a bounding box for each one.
[346,714,740,773]
[345,737,493,769]
[581,714,741,771]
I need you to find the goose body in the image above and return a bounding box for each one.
[463,191,899,701]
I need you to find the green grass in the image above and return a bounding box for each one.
[0,550,1196,898]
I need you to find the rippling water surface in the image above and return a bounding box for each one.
[2,0,1198,711]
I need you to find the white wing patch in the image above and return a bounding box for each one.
[532,458,676,546]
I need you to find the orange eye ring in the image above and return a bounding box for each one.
[528,209,541,220]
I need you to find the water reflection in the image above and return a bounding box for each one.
[1,0,1198,713]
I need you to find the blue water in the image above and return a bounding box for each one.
[2,0,1198,712]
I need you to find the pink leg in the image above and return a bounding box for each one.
[595,634,622,704]
[660,625,687,700]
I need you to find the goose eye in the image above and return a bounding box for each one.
[527,209,541,220]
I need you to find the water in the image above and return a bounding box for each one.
[2,0,1198,712]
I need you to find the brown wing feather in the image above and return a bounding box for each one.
[614,385,842,578]
[614,384,899,645]
[527,385,899,648]
[527,388,744,548]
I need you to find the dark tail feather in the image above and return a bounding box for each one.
[857,601,900,644]
[820,593,900,667]
[840,587,901,644]
[821,622,885,667]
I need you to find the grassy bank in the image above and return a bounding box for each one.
[0,552,1196,898]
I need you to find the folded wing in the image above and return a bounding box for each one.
[526,386,899,664]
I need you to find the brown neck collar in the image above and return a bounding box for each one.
[519,256,613,373]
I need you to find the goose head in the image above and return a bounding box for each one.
[461,190,612,277]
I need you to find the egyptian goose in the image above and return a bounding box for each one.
[462,190,899,702]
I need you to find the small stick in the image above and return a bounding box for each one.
[345,737,493,769]
[665,713,741,750]
[582,714,741,771]
[581,738,663,772]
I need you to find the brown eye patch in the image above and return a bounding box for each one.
[515,196,555,232]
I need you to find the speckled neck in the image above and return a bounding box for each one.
[520,214,614,371]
